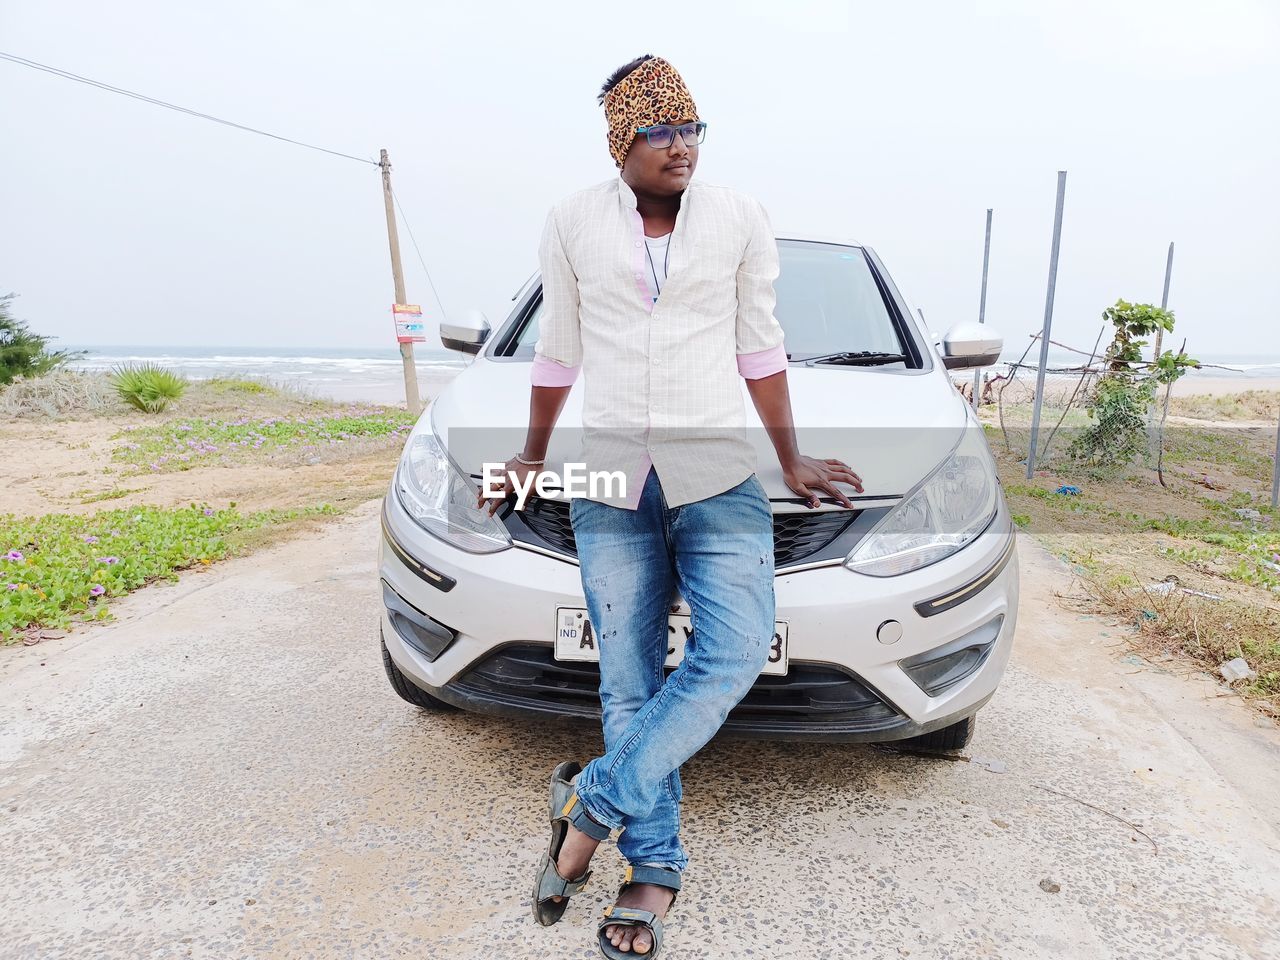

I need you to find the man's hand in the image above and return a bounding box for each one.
[475,457,541,517]
[782,455,863,509]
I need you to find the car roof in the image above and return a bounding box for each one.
[777,232,864,248]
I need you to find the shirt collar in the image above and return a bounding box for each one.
[617,173,693,211]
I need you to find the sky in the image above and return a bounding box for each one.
[2,0,1277,356]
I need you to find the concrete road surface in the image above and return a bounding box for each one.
[2,501,1278,959]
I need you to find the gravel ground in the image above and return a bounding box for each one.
[2,501,1278,960]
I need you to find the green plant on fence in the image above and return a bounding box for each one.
[111,363,188,413]
[1069,299,1196,466]
[0,293,81,385]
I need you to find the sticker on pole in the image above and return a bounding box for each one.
[393,304,426,343]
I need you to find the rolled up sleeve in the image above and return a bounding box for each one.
[531,354,580,386]
[532,203,583,382]
[735,197,786,357]
[736,342,788,379]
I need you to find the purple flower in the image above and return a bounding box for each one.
[98,556,120,565]
[4,550,23,562]
[89,585,105,597]
[6,583,18,591]
[203,508,215,517]
[83,535,99,544]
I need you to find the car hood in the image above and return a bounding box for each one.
[430,359,971,503]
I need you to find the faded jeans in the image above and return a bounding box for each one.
[567,468,776,872]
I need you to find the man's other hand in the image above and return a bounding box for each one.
[782,456,863,509]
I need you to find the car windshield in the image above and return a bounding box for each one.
[503,240,914,366]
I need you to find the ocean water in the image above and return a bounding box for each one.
[66,345,469,404]
[62,344,1280,406]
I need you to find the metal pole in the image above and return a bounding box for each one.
[1027,171,1067,479]
[379,148,422,416]
[1151,241,1175,360]
[1271,405,1280,507]
[972,208,993,408]
[1147,242,1175,462]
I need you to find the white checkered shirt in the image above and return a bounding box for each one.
[533,175,787,509]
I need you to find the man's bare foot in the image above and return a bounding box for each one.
[603,883,676,954]
[549,821,601,902]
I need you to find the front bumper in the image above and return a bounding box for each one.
[378,487,1019,742]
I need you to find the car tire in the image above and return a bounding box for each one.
[381,639,455,711]
[895,714,975,752]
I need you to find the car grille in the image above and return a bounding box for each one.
[515,496,859,568]
[450,644,908,738]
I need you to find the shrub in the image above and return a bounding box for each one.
[111,363,188,413]
[0,293,80,385]
[1069,299,1196,466]
[204,377,271,394]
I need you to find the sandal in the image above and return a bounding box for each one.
[532,760,613,926]
[597,863,682,958]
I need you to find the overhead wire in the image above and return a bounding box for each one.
[2,49,454,321]
[0,50,377,166]
[391,187,450,323]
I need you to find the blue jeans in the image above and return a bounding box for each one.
[567,468,776,873]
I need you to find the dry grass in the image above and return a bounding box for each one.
[0,371,125,419]
[1,370,410,521]
[1086,575,1280,716]
[0,371,330,422]
[1168,389,1280,423]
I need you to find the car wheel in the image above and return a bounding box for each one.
[381,639,455,711]
[895,714,975,752]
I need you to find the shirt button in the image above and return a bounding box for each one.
[635,273,643,280]
[634,241,642,248]
[652,357,661,365]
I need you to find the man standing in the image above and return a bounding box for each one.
[480,55,862,957]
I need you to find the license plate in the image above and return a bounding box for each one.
[554,606,788,676]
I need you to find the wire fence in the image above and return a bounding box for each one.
[959,331,1280,507]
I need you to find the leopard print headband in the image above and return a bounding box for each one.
[602,57,700,169]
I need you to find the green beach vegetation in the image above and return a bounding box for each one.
[111,407,416,472]
[1,503,337,642]
[110,362,189,413]
[0,368,425,645]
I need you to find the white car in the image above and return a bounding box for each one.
[378,236,1017,751]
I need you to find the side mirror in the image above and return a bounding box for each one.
[440,309,491,354]
[941,322,1003,370]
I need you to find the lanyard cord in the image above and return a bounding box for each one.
[644,233,672,300]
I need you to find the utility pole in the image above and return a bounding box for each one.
[380,148,422,416]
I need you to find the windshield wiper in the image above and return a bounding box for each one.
[799,350,909,367]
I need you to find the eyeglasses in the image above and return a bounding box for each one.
[635,121,707,149]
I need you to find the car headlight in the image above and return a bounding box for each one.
[395,424,512,554]
[844,426,999,577]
